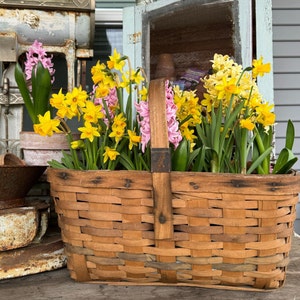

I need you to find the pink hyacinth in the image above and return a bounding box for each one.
[25,40,55,83]
[165,81,182,148]
[135,100,151,153]
[135,80,182,152]
[94,87,119,124]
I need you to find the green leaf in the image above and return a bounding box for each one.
[191,147,206,172]
[196,123,208,146]
[119,152,135,170]
[47,159,67,169]
[274,157,298,174]
[171,138,189,171]
[211,102,222,155]
[61,151,76,169]
[210,149,219,173]
[272,148,298,174]
[247,146,273,174]
[14,62,37,124]
[32,62,51,118]
[285,119,295,150]
[272,120,297,174]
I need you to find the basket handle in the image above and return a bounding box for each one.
[148,78,173,240]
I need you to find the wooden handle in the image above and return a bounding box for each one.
[148,78,173,240]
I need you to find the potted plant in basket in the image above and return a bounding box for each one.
[15,40,76,166]
[42,49,299,290]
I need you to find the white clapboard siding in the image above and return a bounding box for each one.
[272,0,300,171]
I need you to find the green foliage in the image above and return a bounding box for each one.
[15,61,51,126]
[272,120,298,174]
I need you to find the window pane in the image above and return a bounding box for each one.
[85,26,123,92]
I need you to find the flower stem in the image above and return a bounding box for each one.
[254,126,268,174]
[240,127,248,174]
[66,133,80,170]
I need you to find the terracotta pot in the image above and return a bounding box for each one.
[20,132,79,166]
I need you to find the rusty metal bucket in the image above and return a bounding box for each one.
[0,153,47,209]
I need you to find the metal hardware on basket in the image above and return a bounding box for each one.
[151,148,171,172]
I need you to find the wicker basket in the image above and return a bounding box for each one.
[47,79,300,290]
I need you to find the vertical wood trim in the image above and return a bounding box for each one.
[256,0,274,104]
[237,0,252,67]
[123,6,137,68]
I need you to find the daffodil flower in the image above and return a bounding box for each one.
[240,118,255,131]
[128,130,141,150]
[78,121,100,142]
[91,60,106,84]
[107,49,126,71]
[103,147,120,163]
[71,140,85,149]
[33,111,61,136]
[139,86,148,101]
[82,101,104,124]
[65,86,88,115]
[252,56,271,78]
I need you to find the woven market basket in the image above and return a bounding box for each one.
[47,79,300,290]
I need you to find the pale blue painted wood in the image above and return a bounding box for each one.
[237,0,252,67]
[255,0,274,105]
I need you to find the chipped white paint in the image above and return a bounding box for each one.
[0,207,38,251]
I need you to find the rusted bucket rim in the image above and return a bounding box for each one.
[0,153,25,166]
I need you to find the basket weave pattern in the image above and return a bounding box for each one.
[47,79,300,290]
[48,169,299,289]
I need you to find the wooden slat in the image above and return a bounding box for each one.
[148,79,173,241]
[47,74,300,289]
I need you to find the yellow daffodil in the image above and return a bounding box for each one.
[139,86,148,101]
[109,126,125,143]
[180,125,197,144]
[201,93,215,113]
[256,103,275,127]
[215,76,241,101]
[78,121,100,142]
[107,49,126,71]
[50,88,65,110]
[128,130,141,150]
[82,101,104,124]
[95,82,111,99]
[91,61,106,84]
[112,113,126,128]
[71,140,85,149]
[108,113,126,143]
[240,118,255,131]
[56,104,77,120]
[103,146,120,163]
[65,86,88,115]
[252,56,271,78]
[131,69,144,85]
[120,72,130,90]
[33,111,61,136]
